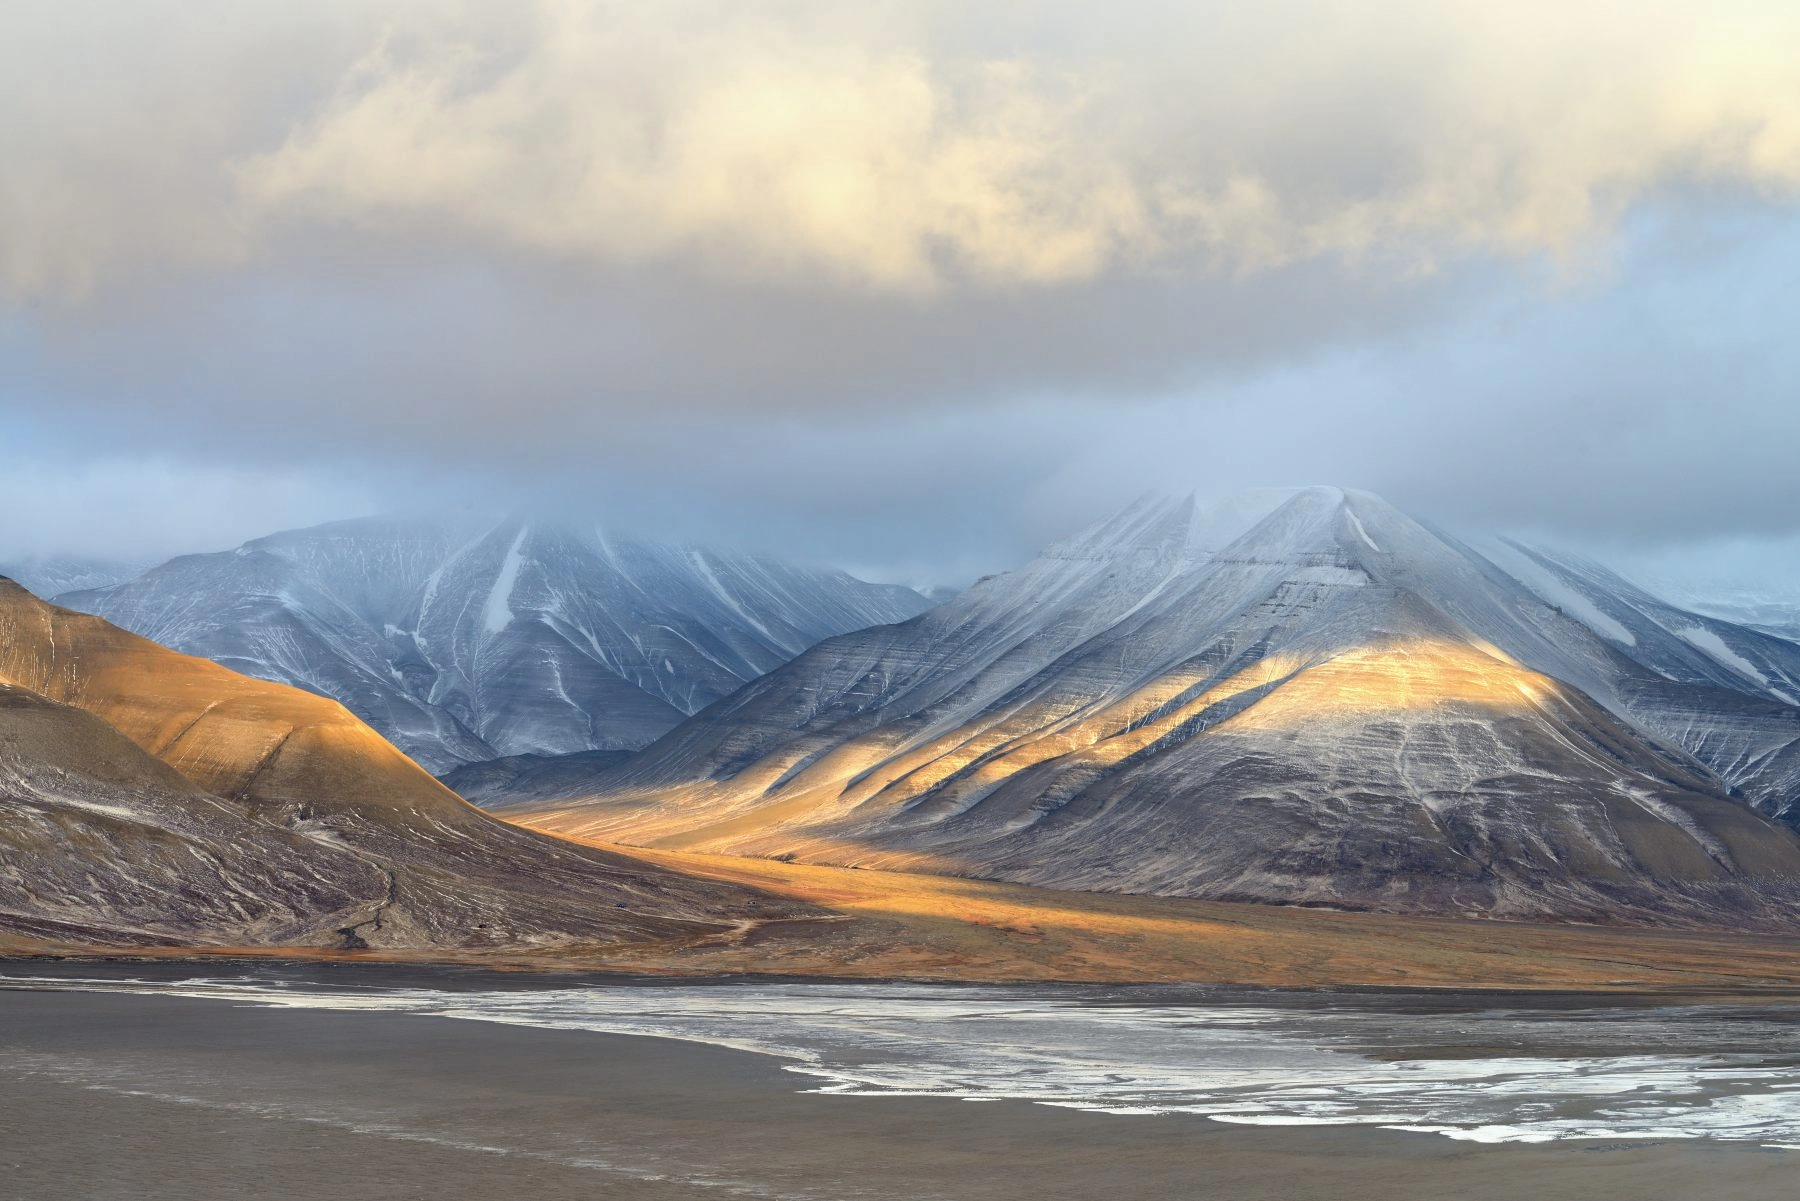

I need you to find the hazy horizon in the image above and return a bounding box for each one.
[5,485,1797,608]
[7,2,1800,598]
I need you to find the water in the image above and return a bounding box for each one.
[7,969,1800,1148]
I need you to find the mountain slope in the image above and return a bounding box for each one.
[1478,540,1800,824]
[0,579,809,950]
[1634,579,1800,645]
[516,488,1800,928]
[0,555,146,598]
[0,681,383,946]
[57,517,931,773]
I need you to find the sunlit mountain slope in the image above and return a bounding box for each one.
[0,579,809,949]
[516,488,1800,927]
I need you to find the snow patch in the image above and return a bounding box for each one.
[37,795,144,823]
[482,528,530,634]
[1677,624,1800,705]
[1344,509,1382,553]
[1483,542,1638,646]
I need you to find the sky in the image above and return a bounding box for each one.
[5,1,1800,594]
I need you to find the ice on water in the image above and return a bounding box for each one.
[13,975,1800,1149]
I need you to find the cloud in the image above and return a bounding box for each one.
[246,21,1150,290]
[7,2,1800,580]
[0,448,381,561]
[195,1,1800,287]
[1052,204,1800,549]
[10,1,1800,303]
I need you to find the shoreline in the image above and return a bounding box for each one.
[5,976,1800,1201]
[10,952,1800,1002]
[12,945,1800,1003]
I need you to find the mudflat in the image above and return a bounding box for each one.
[2,970,1796,1201]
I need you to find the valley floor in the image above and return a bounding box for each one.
[15,836,1800,992]
[584,845,1800,991]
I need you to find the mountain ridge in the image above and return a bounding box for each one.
[56,515,932,773]
[513,486,1800,928]
[0,577,812,950]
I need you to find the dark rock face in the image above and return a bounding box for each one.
[440,749,636,808]
[519,488,1800,928]
[55,516,932,774]
[0,580,810,950]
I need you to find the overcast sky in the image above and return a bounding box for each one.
[5,1,1800,592]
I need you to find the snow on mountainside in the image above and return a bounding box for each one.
[515,487,1800,928]
[1661,589,1800,644]
[1475,539,1800,823]
[0,555,147,599]
[55,517,931,774]
[0,578,806,950]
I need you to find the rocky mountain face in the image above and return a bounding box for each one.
[440,749,635,807]
[515,488,1800,928]
[0,579,807,950]
[56,517,931,775]
[1470,539,1800,825]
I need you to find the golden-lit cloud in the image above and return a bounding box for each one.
[11,1,1800,579]
[240,7,1152,290]
[9,0,1800,300]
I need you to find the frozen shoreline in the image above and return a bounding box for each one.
[8,962,1800,1156]
[8,973,1800,1201]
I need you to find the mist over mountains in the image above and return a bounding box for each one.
[0,555,146,600]
[53,517,930,774]
[5,486,1800,937]
[508,487,1800,926]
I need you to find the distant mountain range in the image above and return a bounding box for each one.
[513,487,1800,927]
[0,579,805,950]
[53,517,931,774]
[1660,590,1800,645]
[0,555,147,598]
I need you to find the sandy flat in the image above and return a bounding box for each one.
[2,971,1797,1201]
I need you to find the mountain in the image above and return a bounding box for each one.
[0,578,807,950]
[514,488,1800,928]
[56,517,932,775]
[0,679,384,947]
[0,555,146,598]
[441,748,636,807]
[1656,588,1800,644]
[1471,540,1800,824]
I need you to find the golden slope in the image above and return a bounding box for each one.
[0,578,453,816]
[582,844,1800,992]
[0,579,816,950]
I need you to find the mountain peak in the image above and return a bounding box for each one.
[1110,484,1416,576]
[1043,492,1198,561]
[53,514,934,772]
[1047,487,1324,566]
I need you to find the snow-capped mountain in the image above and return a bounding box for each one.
[0,578,801,950]
[0,555,147,599]
[515,487,1800,927]
[1470,539,1800,823]
[1656,588,1800,644]
[56,517,932,774]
